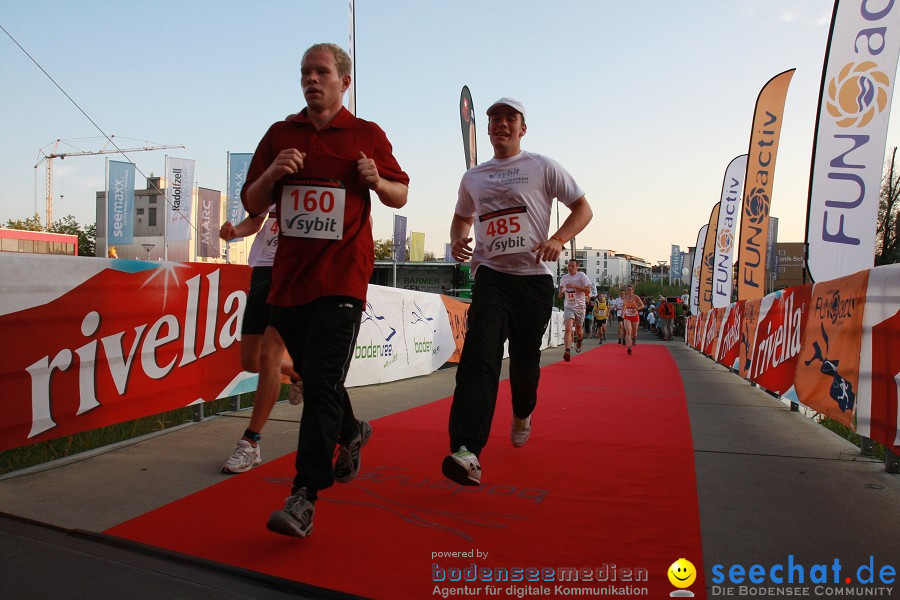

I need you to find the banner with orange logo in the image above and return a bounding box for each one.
[738,297,762,379]
[793,270,869,427]
[736,69,795,301]
[689,225,707,314]
[855,263,900,452]
[698,203,720,314]
[713,155,747,308]
[748,285,813,398]
[806,2,900,283]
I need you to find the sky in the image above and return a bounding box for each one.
[3,0,900,266]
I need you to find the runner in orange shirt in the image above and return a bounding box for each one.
[622,284,644,355]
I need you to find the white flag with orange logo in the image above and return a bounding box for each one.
[713,155,747,308]
[806,2,900,282]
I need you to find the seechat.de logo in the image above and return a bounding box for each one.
[826,61,891,128]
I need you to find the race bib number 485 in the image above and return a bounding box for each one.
[280,179,345,240]
[476,206,530,258]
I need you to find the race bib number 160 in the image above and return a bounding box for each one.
[280,179,345,240]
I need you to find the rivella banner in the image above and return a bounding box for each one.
[713,155,748,308]
[0,255,459,452]
[166,157,196,242]
[806,1,900,282]
[748,284,813,399]
[106,160,136,246]
[736,69,795,301]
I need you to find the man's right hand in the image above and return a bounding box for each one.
[219,221,236,241]
[451,237,473,262]
[264,148,306,184]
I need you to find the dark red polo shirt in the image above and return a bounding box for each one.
[242,107,409,306]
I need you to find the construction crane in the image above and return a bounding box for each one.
[34,136,185,228]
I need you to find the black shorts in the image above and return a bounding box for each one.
[597,318,607,325]
[242,266,273,335]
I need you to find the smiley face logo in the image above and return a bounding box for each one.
[668,558,697,589]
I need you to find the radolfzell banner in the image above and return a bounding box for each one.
[716,301,744,371]
[698,203,720,314]
[196,188,221,258]
[737,69,795,301]
[713,155,748,308]
[166,157,196,242]
[226,153,252,230]
[806,1,900,283]
[393,214,407,261]
[106,160,136,246]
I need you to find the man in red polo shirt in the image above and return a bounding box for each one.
[242,42,409,538]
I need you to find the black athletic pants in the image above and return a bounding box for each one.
[448,266,554,457]
[269,297,363,500]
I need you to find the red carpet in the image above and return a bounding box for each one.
[106,343,705,599]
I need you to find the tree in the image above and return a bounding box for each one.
[49,215,96,257]
[4,213,44,232]
[374,238,395,260]
[877,146,900,265]
[3,213,96,257]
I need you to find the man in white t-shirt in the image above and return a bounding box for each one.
[613,290,626,344]
[558,259,591,362]
[219,208,302,475]
[443,97,593,487]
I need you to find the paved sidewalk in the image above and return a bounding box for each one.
[0,340,898,599]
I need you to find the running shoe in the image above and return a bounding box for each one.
[511,415,532,448]
[563,349,571,362]
[442,446,482,486]
[288,379,304,405]
[334,420,372,483]
[266,488,315,538]
[627,346,632,355]
[221,440,261,474]
[575,336,583,352]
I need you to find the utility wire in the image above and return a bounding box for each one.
[1,22,210,245]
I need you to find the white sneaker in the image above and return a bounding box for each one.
[441,446,482,486]
[288,379,304,405]
[221,440,261,474]
[511,415,532,448]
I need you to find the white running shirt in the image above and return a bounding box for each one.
[456,151,584,277]
[247,206,279,268]
[559,272,591,310]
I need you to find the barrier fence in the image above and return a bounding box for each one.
[0,254,566,453]
[686,263,900,469]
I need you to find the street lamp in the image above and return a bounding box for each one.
[657,260,668,290]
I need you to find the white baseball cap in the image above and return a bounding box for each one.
[486,97,526,119]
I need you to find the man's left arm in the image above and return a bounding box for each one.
[357,151,408,209]
[532,196,593,263]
